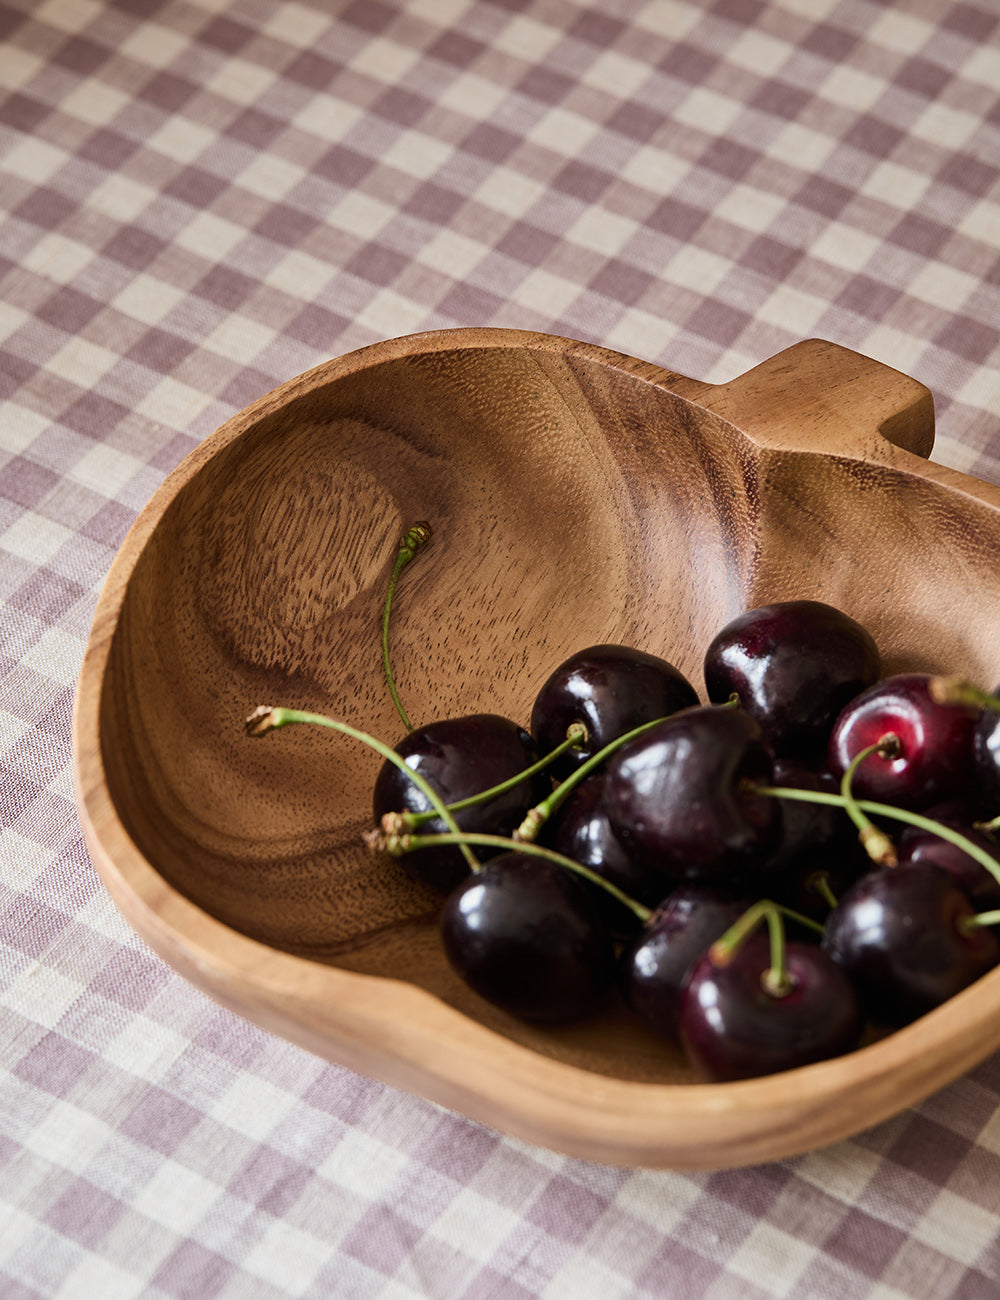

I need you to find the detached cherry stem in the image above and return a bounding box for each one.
[382,522,432,733]
[244,703,479,875]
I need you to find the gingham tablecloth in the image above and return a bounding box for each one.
[3,1,1000,1297]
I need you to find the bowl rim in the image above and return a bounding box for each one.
[72,327,1000,1169]
[73,775,1000,1168]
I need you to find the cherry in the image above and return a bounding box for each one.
[762,760,868,921]
[827,673,981,810]
[438,852,617,1022]
[371,714,549,893]
[764,760,859,873]
[250,583,1000,1083]
[543,773,668,936]
[704,600,880,760]
[822,863,1000,1026]
[907,796,995,824]
[603,705,779,885]
[896,815,1000,912]
[768,851,866,927]
[974,686,1000,804]
[620,885,751,1040]
[530,644,698,778]
[679,927,863,1081]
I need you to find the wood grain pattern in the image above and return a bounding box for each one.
[72,329,1000,1168]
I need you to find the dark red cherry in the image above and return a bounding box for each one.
[439,854,617,1022]
[896,817,1000,912]
[530,644,698,777]
[372,714,549,894]
[765,761,858,874]
[678,931,863,1081]
[620,885,750,1039]
[543,773,669,937]
[909,796,994,825]
[704,600,880,760]
[827,673,980,810]
[603,705,779,885]
[769,851,868,927]
[764,760,869,921]
[973,687,1000,805]
[822,863,1000,1026]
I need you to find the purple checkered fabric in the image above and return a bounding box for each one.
[3,0,1000,1295]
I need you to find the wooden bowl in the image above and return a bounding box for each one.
[73,329,1000,1169]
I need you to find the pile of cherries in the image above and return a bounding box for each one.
[248,584,1000,1083]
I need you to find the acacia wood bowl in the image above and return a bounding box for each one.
[73,329,1000,1169]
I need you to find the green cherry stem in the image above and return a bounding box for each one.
[515,716,669,842]
[380,829,653,923]
[807,869,840,912]
[383,723,588,834]
[754,783,1000,890]
[839,735,901,866]
[515,700,743,843]
[761,904,791,997]
[707,899,819,998]
[965,909,1000,930]
[382,522,432,733]
[245,704,479,875]
[929,675,1000,713]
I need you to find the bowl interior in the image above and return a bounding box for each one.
[97,337,1000,1083]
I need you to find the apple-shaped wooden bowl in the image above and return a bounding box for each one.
[73,329,1000,1170]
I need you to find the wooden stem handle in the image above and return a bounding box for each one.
[668,338,935,460]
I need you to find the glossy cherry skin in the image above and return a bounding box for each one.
[678,931,863,1081]
[704,600,880,760]
[764,760,858,874]
[372,714,549,894]
[543,773,669,937]
[896,816,1000,912]
[827,673,981,810]
[604,705,779,886]
[769,851,868,927]
[620,885,751,1040]
[822,863,1000,1027]
[530,644,698,777]
[764,760,869,921]
[439,854,617,1022]
[973,687,1000,804]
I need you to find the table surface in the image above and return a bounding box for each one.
[4,0,1000,1297]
